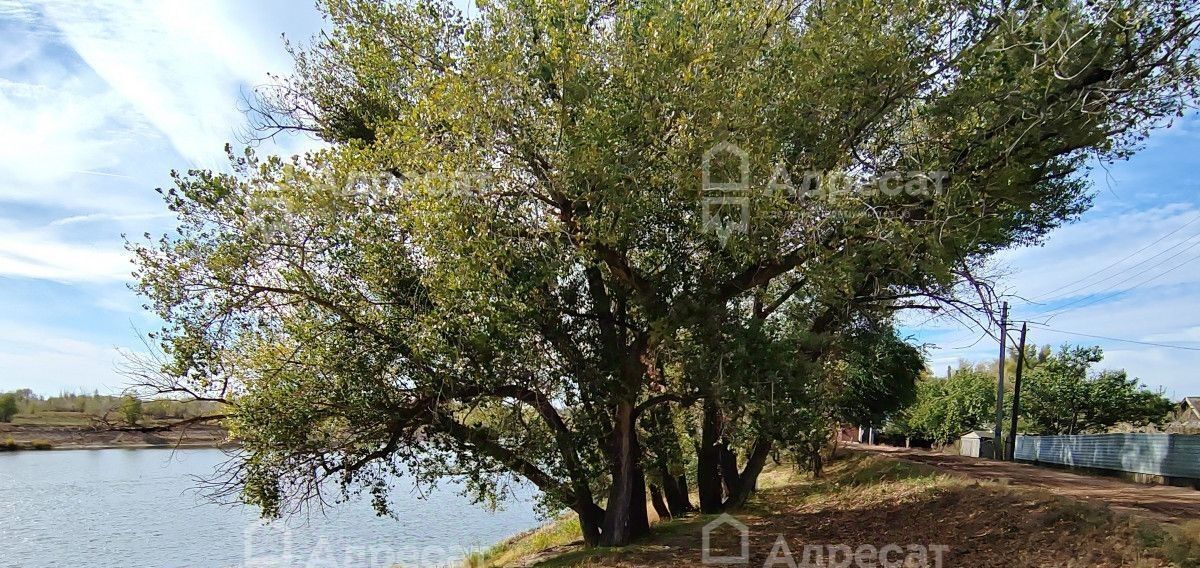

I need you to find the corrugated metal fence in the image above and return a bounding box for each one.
[1014,433,1200,479]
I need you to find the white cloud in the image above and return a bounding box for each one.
[48,212,171,227]
[0,78,138,179]
[0,218,132,283]
[0,320,131,394]
[0,1,327,394]
[34,0,313,168]
[998,203,1200,301]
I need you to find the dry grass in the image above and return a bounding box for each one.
[1137,520,1200,567]
[477,454,1196,568]
[9,411,96,427]
[0,437,54,451]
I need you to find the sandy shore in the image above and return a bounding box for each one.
[0,423,232,450]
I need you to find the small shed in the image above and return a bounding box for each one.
[960,431,995,458]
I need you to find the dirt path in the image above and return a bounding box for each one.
[856,445,1200,524]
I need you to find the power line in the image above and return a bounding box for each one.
[1025,323,1200,352]
[1037,229,1200,305]
[1026,210,1200,303]
[1039,244,1200,322]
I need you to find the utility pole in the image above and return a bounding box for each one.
[992,302,1008,460]
[1007,322,1027,461]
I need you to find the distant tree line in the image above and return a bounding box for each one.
[0,389,222,426]
[890,343,1175,444]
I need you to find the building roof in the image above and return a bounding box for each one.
[962,430,995,439]
[1183,397,1200,421]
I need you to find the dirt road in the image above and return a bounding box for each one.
[857,445,1200,524]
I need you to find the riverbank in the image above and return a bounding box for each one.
[472,453,1200,567]
[0,423,230,450]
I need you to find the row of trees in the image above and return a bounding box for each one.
[0,389,216,426]
[129,0,1200,547]
[894,344,1176,444]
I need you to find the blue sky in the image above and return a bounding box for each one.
[1,1,1197,399]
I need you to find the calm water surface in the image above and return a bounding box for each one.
[0,448,542,568]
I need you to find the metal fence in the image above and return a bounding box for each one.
[1014,433,1200,479]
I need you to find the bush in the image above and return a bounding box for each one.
[119,396,143,426]
[28,439,53,450]
[0,393,18,423]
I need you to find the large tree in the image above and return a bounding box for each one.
[132,0,1200,547]
[1020,345,1175,434]
[899,367,998,445]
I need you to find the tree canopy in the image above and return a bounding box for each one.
[894,344,1175,442]
[898,367,997,445]
[1021,345,1174,435]
[131,0,1200,547]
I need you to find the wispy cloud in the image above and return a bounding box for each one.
[33,0,313,168]
[48,212,171,227]
[0,222,131,283]
[0,0,324,393]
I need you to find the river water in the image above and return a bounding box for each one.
[0,448,543,568]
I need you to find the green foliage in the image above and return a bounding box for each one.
[900,368,997,444]
[830,325,925,428]
[896,343,1176,441]
[0,393,17,423]
[119,396,144,426]
[1020,345,1174,435]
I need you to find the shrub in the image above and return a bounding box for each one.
[0,393,18,423]
[119,396,143,426]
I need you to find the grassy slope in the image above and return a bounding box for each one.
[470,454,1200,568]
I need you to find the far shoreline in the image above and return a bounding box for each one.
[1,423,232,452]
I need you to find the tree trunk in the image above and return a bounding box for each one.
[697,400,725,513]
[600,400,644,546]
[718,442,742,498]
[649,484,671,520]
[643,407,694,517]
[660,467,693,515]
[575,502,605,547]
[723,437,772,509]
[629,459,650,539]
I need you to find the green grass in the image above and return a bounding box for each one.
[462,516,583,568]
